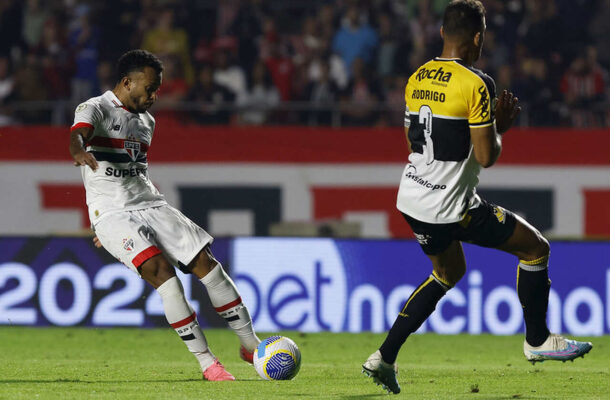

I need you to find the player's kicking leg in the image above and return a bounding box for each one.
[497,215,593,364]
[140,255,235,381]
[190,246,261,364]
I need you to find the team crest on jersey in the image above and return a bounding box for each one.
[493,206,506,224]
[123,238,135,251]
[124,141,141,161]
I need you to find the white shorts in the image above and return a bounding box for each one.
[93,205,213,274]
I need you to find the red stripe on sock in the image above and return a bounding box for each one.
[170,312,197,329]
[132,246,162,268]
[214,297,242,312]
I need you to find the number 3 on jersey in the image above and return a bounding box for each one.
[419,105,434,164]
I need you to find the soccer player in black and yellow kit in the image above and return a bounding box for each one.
[362,0,592,394]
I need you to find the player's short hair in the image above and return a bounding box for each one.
[442,0,486,40]
[116,49,163,82]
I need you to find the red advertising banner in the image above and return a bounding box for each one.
[1,126,609,237]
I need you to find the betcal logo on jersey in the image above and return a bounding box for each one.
[415,67,452,83]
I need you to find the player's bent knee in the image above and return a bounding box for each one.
[530,233,550,261]
[189,246,218,279]
[139,254,176,288]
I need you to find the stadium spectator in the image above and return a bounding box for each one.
[226,0,268,77]
[513,58,556,126]
[303,59,340,126]
[290,15,320,68]
[96,60,114,94]
[518,0,563,60]
[0,56,15,126]
[308,38,348,90]
[560,47,608,127]
[0,0,23,56]
[68,6,100,103]
[379,75,407,127]
[213,49,247,104]
[332,5,378,76]
[97,0,142,62]
[589,0,610,71]
[375,13,398,80]
[153,55,189,123]
[238,60,279,125]
[38,17,73,124]
[12,52,48,123]
[141,7,194,84]
[339,57,384,126]
[187,63,235,124]
[22,0,47,50]
[316,3,338,41]
[263,39,295,102]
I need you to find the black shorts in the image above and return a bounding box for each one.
[402,199,517,255]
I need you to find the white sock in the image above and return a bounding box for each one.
[199,264,260,351]
[157,276,216,371]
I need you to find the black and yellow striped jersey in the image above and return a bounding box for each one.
[396,58,496,223]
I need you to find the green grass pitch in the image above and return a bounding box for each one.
[0,327,608,399]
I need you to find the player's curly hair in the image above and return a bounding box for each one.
[442,0,486,40]
[116,49,163,83]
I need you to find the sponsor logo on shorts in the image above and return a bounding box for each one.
[414,233,431,245]
[493,206,506,224]
[123,238,134,251]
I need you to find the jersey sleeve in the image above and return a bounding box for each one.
[404,105,410,128]
[468,75,496,128]
[71,101,103,132]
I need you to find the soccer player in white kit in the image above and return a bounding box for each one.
[69,49,259,381]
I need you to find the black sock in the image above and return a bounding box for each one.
[517,266,551,347]
[379,275,448,364]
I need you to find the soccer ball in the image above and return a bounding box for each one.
[253,336,301,380]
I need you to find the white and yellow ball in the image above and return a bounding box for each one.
[253,336,301,380]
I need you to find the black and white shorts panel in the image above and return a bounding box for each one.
[402,199,517,255]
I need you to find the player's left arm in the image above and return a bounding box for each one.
[470,90,520,168]
[404,106,412,153]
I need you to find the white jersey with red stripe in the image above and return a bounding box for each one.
[71,90,166,224]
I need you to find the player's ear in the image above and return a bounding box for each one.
[121,76,131,91]
[473,31,481,47]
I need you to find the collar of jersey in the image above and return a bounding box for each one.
[105,90,137,114]
[434,57,463,62]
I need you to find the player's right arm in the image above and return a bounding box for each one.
[70,126,98,171]
[70,101,103,171]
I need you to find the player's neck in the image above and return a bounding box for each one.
[440,43,474,66]
[112,87,136,113]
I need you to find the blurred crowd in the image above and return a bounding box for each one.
[0,0,608,127]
